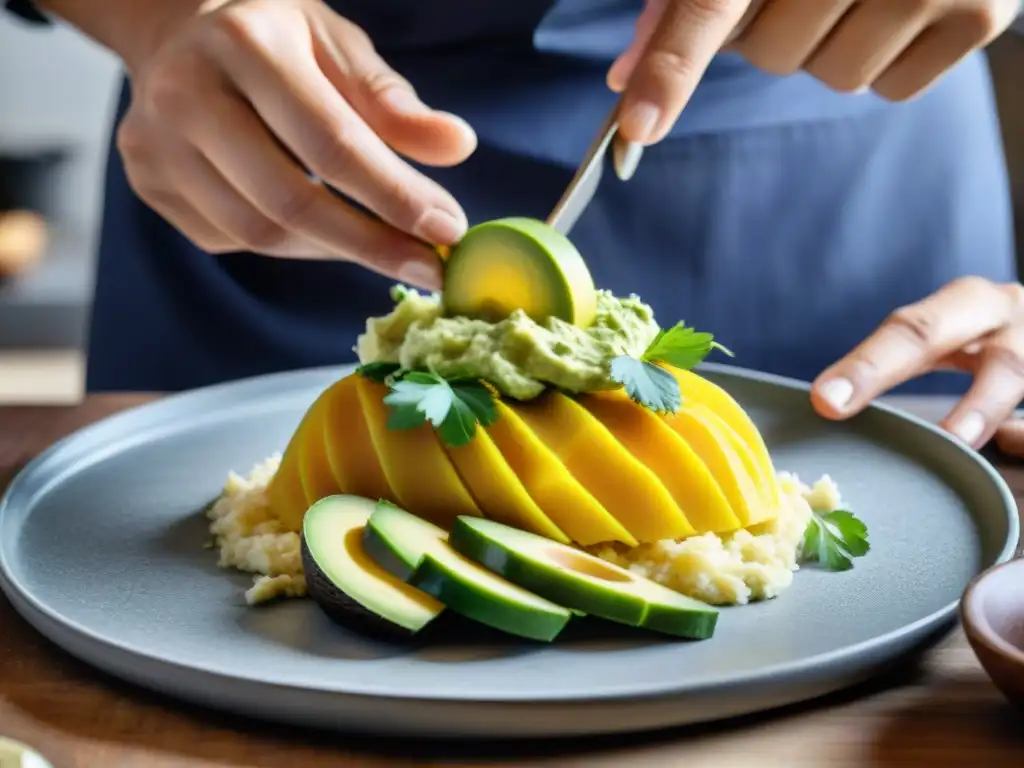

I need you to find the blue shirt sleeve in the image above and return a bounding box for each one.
[5,0,50,24]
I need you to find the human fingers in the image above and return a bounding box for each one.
[811,277,1019,419]
[731,0,857,77]
[801,0,937,93]
[939,306,1024,449]
[204,7,468,246]
[617,0,750,145]
[175,85,445,287]
[994,418,1024,458]
[873,3,1019,101]
[314,10,477,167]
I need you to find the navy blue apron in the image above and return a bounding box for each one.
[85,0,1016,393]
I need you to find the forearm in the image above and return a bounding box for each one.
[35,0,230,73]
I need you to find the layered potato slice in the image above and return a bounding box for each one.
[580,389,741,534]
[323,375,392,502]
[442,423,572,544]
[487,401,637,547]
[511,391,696,542]
[267,369,780,546]
[672,369,781,510]
[356,377,482,529]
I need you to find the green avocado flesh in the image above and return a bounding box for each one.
[449,516,719,640]
[366,501,573,642]
[363,500,448,580]
[300,496,444,638]
[442,217,598,328]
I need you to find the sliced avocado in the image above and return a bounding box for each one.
[366,501,573,642]
[362,499,447,580]
[449,516,719,640]
[301,495,444,639]
[442,217,597,328]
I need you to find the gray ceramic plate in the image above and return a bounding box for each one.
[0,364,1018,738]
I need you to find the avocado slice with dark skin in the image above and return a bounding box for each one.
[366,501,574,642]
[442,217,598,328]
[448,516,719,640]
[300,495,445,640]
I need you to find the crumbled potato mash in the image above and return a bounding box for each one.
[207,458,840,607]
[590,474,840,605]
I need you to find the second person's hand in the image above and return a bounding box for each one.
[811,277,1024,456]
[117,0,477,289]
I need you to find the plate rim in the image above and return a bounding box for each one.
[1,362,1019,705]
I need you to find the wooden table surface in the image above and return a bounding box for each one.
[2,395,1023,768]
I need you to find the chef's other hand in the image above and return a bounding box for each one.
[116,0,476,289]
[610,0,1019,145]
[811,277,1024,455]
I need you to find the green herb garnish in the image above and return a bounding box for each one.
[800,509,870,571]
[382,371,498,447]
[609,321,730,413]
[644,323,734,369]
[608,356,681,414]
[355,361,402,383]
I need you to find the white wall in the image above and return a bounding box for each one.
[0,13,120,237]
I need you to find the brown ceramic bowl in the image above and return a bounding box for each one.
[961,558,1024,708]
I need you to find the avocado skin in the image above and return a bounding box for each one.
[300,533,421,642]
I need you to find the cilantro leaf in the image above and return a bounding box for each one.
[800,508,870,572]
[449,380,498,426]
[381,371,497,447]
[356,361,402,383]
[642,322,733,370]
[609,356,681,414]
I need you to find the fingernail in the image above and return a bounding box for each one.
[953,411,986,446]
[614,139,644,181]
[414,209,466,245]
[819,378,855,412]
[398,259,442,290]
[620,101,661,145]
[380,87,429,115]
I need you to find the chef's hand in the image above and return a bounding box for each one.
[610,0,1019,145]
[810,277,1024,455]
[115,0,476,289]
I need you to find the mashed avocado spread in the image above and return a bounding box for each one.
[355,285,660,400]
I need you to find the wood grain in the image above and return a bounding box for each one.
[1,395,1023,768]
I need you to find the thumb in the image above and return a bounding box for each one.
[313,15,477,167]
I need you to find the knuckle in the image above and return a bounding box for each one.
[238,213,289,252]
[885,303,941,348]
[301,123,357,180]
[212,6,264,50]
[983,343,1024,381]
[958,6,1001,42]
[642,48,700,84]
[1003,282,1024,311]
[950,274,991,294]
[381,179,427,230]
[902,0,934,17]
[362,68,413,102]
[264,182,320,230]
[143,67,199,124]
[684,0,735,22]
[115,118,148,159]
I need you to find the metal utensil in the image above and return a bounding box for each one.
[546,99,641,236]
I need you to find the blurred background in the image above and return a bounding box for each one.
[0,15,1022,405]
